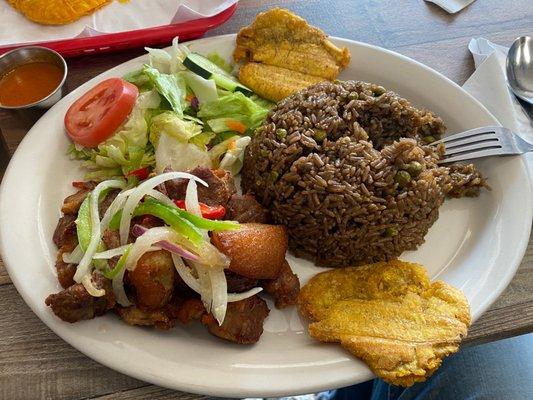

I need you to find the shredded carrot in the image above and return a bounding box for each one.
[226,119,247,134]
[186,94,195,102]
[228,139,237,150]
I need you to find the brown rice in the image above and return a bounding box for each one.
[241,81,487,267]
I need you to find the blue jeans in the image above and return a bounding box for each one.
[335,333,533,400]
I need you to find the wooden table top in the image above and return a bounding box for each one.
[0,0,532,399]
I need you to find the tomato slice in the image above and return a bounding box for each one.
[64,78,138,148]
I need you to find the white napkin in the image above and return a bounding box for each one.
[424,0,476,14]
[464,38,533,172]
[0,0,238,47]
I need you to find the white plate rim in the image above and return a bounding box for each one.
[0,34,531,397]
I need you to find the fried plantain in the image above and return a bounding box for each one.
[8,0,110,25]
[238,63,325,102]
[298,260,432,321]
[299,260,471,387]
[234,8,350,80]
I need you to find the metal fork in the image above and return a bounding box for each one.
[431,126,533,164]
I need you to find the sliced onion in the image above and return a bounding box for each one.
[126,226,192,271]
[185,179,202,217]
[131,224,149,237]
[192,261,213,313]
[208,267,228,325]
[112,266,131,306]
[132,224,199,261]
[134,222,228,268]
[145,189,176,207]
[227,287,263,302]
[74,179,126,283]
[119,172,208,245]
[93,244,131,260]
[62,244,83,264]
[81,273,106,297]
[100,188,135,231]
[171,253,201,293]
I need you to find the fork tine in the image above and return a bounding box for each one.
[431,126,506,145]
[443,133,499,149]
[438,148,512,164]
[444,143,502,156]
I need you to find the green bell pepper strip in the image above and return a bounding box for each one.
[107,201,204,245]
[76,195,92,251]
[107,197,240,244]
[108,211,122,230]
[144,198,240,231]
[102,244,132,280]
[76,189,116,251]
[133,199,205,245]
[75,190,113,269]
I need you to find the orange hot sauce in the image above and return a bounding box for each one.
[0,62,63,107]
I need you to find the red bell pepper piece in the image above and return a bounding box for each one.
[174,199,226,220]
[72,181,88,189]
[126,167,150,181]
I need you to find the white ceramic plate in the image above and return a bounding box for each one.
[0,35,531,398]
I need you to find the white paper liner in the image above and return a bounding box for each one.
[0,0,238,47]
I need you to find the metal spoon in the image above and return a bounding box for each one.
[506,36,533,105]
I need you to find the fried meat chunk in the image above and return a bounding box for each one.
[225,194,269,223]
[129,250,176,310]
[225,270,258,293]
[116,306,174,331]
[45,272,115,323]
[53,214,78,248]
[261,260,300,308]
[60,182,95,215]
[162,167,236,207]
[55,244,77,289]
[201,295,270,344]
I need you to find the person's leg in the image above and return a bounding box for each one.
[333,379,374,400]
[369,333,533,400]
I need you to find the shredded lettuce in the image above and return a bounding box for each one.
[145,47,172,74]
[180,71,218,105]
[189,132,216,150]
[219,136,252,175]
[143,65,187,117]
[155,132,212,173]
[198,92,271,134]
[123,69,152,90]
[149,111,203,146]
[206,53,233,74]
[207,116,248,134]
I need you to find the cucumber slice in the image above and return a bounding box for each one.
[183,53,229,78]
[183,53,253,96]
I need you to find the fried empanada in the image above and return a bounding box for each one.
[299,260,471,387]
[8,0,110,25]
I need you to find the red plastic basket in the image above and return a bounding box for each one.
[0,4,237,58]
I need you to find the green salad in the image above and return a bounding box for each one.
[68,39,272,181]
